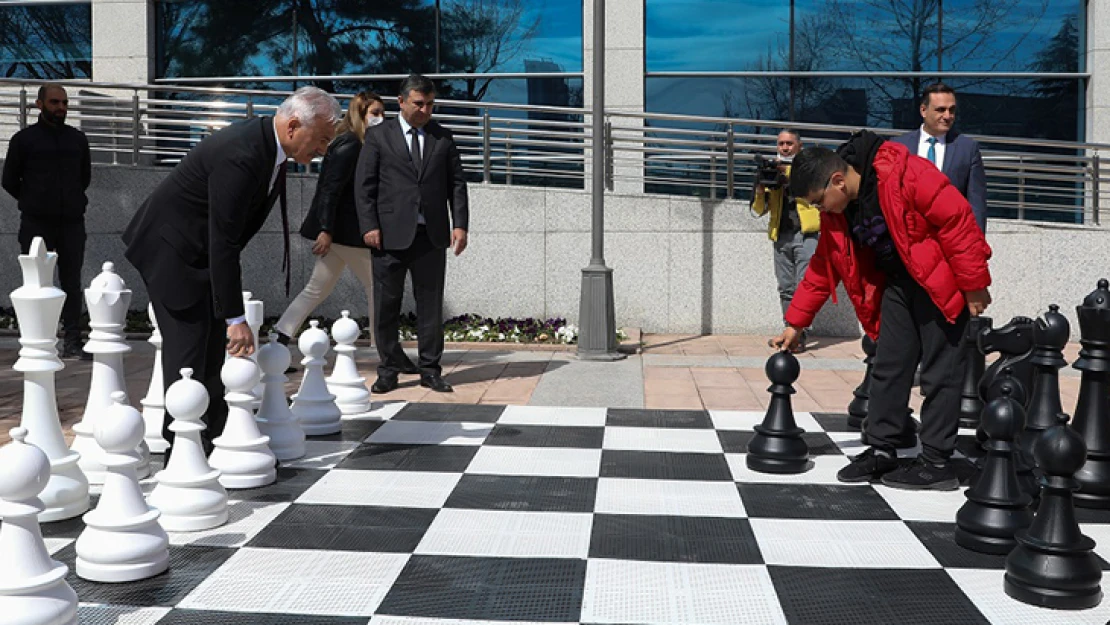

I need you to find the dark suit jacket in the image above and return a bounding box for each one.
[122,116,282,319]
[354,117,469,250]
[299,131,366,248]
[894,129,987,231]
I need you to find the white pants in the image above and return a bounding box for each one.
[275,242,375,341]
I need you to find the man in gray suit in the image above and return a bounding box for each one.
[893,83,987,232]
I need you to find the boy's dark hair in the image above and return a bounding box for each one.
[399,74,436,100]
[789,146,848,198]
[919,82,956,107]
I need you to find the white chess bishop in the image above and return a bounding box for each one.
[326,310,372,417]
[70,262,151,483]
[75,393,169,583]
[10,238,89,522]
[0,428,79,625]
[209,357,277,489]
[148,369,229,531]
[139,303,170,454]
[255,337,306,460]
[290,320,343,435]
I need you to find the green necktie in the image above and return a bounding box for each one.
[926,137,938,166]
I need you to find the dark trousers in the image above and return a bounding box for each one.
[865,276,969,463]
[372,227,446,378]
[149,294,229,453]
[18,216,85,345]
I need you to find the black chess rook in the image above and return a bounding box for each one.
[1004,422,1103,610]
[1071,279,1110,509]
[746,351,811,474]
[847,335,875,430]
[959,316,992,429]
[955,386,1033,554]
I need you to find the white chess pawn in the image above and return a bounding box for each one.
[291,320,342,436]
[255,338,306,461]
[242,291,265,410]
[10,237,89,522]
[140,303,170,454]
[0,427,79,625]
[148,369,228,532]
[326,311,372,417]
[76,393,169,582]
[209,357,277,489]
[72,262,151,483]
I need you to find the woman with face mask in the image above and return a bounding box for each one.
[274,91,417,373]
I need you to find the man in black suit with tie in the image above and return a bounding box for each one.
[123,86,341,455]
[893,83,988,232]
[355,74,469,394]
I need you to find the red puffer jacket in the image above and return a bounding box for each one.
[784,141,992,339]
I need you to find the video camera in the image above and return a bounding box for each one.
[754,154,788,190]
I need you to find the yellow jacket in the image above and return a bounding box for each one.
[751,165,820,241]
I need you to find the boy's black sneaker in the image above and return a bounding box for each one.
[881,457,959,491]
[837,447,899,483]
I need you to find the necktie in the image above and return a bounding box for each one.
[409,128,422,174]
[275,166,291,295]
[926,137,938,166]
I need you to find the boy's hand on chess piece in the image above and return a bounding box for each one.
[966,288,992,317]
[770,326,803,352]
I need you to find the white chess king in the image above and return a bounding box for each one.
[10,237,89,522]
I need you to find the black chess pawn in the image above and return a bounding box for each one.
[747,351,811,474]
[959,316,992,429]
[955,386,1033,554]
[847,335,875,430]
[1072,278,1110,509]
[1004,422,1103,610]
[977,316,1036,410]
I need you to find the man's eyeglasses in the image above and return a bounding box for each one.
[809,174,834,211]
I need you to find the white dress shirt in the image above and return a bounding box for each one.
[916,125,947,171]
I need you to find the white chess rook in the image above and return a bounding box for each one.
[209,357,277,489]
[140,303,170,454]
[0,428,79,625]
[10,238,89,523]
[255,338,306,460]
[71,262,151,483]
[327,311,372,416]
[148,369,229,532]
[291,320,343,435]
[243,291,265,410]
[75,393,169,583]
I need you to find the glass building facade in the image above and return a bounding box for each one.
[0,2,92,80]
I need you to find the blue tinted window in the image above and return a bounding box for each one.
[0,3,92,79]
[646,1,790,72]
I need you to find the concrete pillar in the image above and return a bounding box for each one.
[583,0,645,194]
[91,0,154,84]
[1086,0,1108,223]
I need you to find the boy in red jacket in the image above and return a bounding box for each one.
[772,130,992,490]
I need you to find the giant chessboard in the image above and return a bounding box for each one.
[45,403,1110,624]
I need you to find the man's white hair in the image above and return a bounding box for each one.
[277,86,342,126]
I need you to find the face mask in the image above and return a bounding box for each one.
[366,116,384,127]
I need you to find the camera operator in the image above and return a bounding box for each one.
[750,129,820,353]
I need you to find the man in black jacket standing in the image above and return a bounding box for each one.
[355,74,469,394]
[3,84,91,358]
[123,86,341,456]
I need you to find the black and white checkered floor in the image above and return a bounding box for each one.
[46,403,1110,624]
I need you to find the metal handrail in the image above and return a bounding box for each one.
[1,78,1105,225]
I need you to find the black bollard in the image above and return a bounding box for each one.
[1071,279,1110,510]
[1004,422,1103,610]
[747,351,812,474]
[959,316,992,429]
[847,335,875,430]
[955,386,1033,554]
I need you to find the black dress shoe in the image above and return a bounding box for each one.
[371,376,399,393]
[400,360,420,375]
[420,375,453,393]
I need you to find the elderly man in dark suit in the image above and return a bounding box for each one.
[894,83,987,232]
[355,74,469,394]
[123,86,341,456]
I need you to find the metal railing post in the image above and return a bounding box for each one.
[1016,156,1025,221]
[725,124,735,199]
[1093,154,1101,226]
[709,155,717,199]
[482,111,491,184]
[246,97,255,118]
[604,119,613,191]
[505,120,513,186]
[18,87,28,129]
[131,93,141,165]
